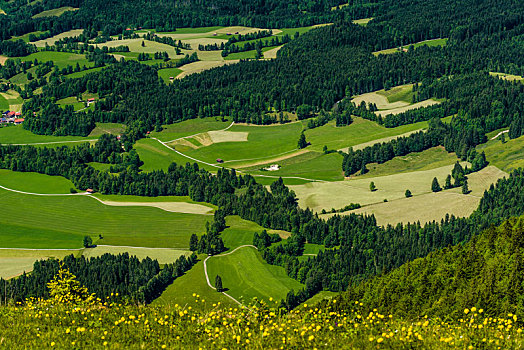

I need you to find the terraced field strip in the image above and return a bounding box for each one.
[33,29,84,47]
[89,196,214,215]
[83,245,191,264]
[339,129,424,152]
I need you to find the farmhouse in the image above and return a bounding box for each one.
[14,118,24,125]
[216,158,224,163]
[87,98,96,105]
[86,188,95,193]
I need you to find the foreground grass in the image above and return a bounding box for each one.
[3,295,523,349]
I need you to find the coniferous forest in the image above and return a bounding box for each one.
[1,1,524,345]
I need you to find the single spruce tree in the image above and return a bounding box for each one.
[297,131,308,149]
[405,189,412,198]
[444,174,452,189]
[215,275,223,292]
[462,180,469,194]
[369,181,376,192]
[189,234,198,251]
[432,177,442,192]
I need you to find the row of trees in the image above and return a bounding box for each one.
[0,253,196,304]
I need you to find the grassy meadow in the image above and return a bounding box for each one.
[32,6,78,18]
[0,176,212,248]
[206,246,304,303]
[477,134,524,172]
[0,125,96,144]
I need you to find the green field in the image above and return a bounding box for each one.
[65,66,106,79]
[0,125,96,144]
[135,138,218,172]
[0,169,76,193]
[56,96,86,111]
[151,118,231,142]
[245,151,345,181]
[358,147,459,178]
[221,215,289,249]
[32,6,78,18]
[0,95,9,110]
[373,38,448,56]
[477,134,524,172]
[0,249,80,279]
[158,68,183,83]
[180,122,302,164]
[305,117,428,152]
[0,178,212,248]
[206,246,304,304]
[88,122,125,137]
[153,258,234,309]
[16,51,92,69]
[377,84,414,104]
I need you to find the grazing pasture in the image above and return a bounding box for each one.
[158,68,183,82]
[477,134,524,172]
[17,51,91,69]
[0,184,212,249]
[352,18,373,26]
[88,122,125,137]
[94,39,184,59]
[151,118,230,142]
[305,117,429,152]
[0,169,76,193]
[0,125,96,144]
[154,259,234,309]
[206,246,304,304]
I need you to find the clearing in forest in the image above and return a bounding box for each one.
[82,246,190,264]
[0,249,79,279]
[31,6,78,18]
[489,72,524,82]
[176,60,239,79]
[372,38,448,56]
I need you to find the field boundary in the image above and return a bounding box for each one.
[6,139,98,146]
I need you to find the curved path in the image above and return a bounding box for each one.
[203,245,258,306]
[0,184,90,196]
[152,137,327,183]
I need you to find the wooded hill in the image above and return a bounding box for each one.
[339,216,524,320]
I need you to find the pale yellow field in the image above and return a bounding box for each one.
[318,166,507,225]
[0,249,79,279]
[94,39,185,58]
[339,129,424,152]
[1,89,22,112]
[82,246,190,264]
[156,26,277,40]
[375,99,440,117]
[0,55,8,65]
[264,45,283,59]
[176,60,239,79]
[208,130,248,143]
[93,198,214,215]
[352,90,410,110]
[489,72,524,82]
[33,29,84,47]
[290,163,507,213]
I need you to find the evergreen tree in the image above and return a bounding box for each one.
[83,236,92,248]
[297,132,308,149]
[405,189,412,198]
[369,181,376,192]
[189,234,199,251]
[444,175,452,189]
[215,275,223,292]
[431,177,441,192]
[462,180,469,194]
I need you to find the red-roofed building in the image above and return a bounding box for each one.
[86,188,95,193]
[216,158,224,163]
[15,112,21,117]
[6,111,15,117]
[14,118,24,125]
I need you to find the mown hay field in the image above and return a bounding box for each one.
[31,6,78,18]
